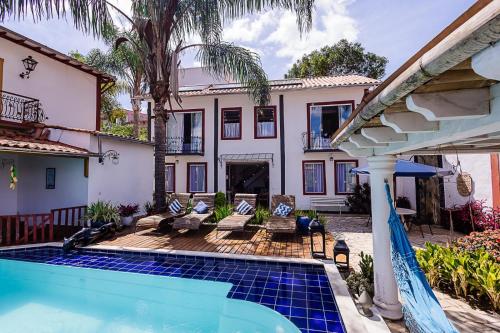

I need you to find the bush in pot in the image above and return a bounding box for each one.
[84,201,121,229]
[119,204,139,227]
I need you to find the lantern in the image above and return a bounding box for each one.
[308,219,326,258]
[333,239,350,270]
[20,56,38,79]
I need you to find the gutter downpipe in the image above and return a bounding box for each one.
[331,2,500,149]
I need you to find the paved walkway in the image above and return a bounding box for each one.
[326,215,500,333]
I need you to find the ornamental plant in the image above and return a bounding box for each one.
[453,230,500,262]
[449,200,500,233]
[214,204,233,223]
[346,252,374,297]
[251,207,271,225]
[118,204,139,217]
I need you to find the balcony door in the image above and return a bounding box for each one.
[166,109,203,154]
[307,101,353,150]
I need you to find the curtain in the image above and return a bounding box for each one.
[167,114,184,153]
[257,122,275,137]
[304,162,324,193]
[191,112,203,151]
[224,123,240,138]
[189,164,206,192]
[339,104,352,125]
[165,165,174,193]
[337,162,356,193]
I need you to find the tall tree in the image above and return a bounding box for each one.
[286,39,388,79]
[1,0,314,212]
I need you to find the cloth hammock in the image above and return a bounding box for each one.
[385,183,458,333]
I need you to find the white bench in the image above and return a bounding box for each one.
[310,197,348,215]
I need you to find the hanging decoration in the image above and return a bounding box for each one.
[9,165,18,190]
[456,172,472,197]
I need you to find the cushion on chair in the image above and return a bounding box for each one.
[273,203,292,217]
[193,200,209,214]
[236,200,252,215]
[168,199,183,215]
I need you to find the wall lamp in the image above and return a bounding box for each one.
[20,56,38,79]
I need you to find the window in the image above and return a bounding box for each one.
[307,101,353,150]
[335,160,358,194]
[187,162,207,193]
[221,107,242,139]
[254,106,277,138]
[165,164,175,193]
[303,161,326,195]
[166,109,204,154]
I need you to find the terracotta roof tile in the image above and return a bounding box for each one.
[0,136,90,156]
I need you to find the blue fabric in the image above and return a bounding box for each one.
[236,200,252,215]
[384,183,458,333]
[193,201,208,214]
[168,199,183,215]
[273,203,292,217]
[351,160,451,178]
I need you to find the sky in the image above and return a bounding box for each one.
[2,0,476,108]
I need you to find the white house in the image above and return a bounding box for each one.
[0,26,154,231]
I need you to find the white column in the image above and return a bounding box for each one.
[367,155,403,320]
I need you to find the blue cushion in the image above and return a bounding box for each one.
[236,200,252,215]
[273,203,292,217]
[168,199,183,215]
[193,200,209,214]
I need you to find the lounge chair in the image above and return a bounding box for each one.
[264,195,297,237]
[216,194,258,237]
[172,193,216,231]
[135,193,191,232]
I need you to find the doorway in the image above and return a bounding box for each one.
[226,162,269,207]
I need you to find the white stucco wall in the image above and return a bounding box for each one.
[87,137,154,211]
[0,153,19,215]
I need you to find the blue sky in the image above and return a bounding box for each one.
[2,0,475,107]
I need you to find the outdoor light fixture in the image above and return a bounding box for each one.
[309,217,326,258]
[333,238,350,270]
[20,56,38,79]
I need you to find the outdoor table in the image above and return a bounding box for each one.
[395,207,417,231]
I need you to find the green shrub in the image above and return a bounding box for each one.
[295,210,317,220]
[215,192,227,208]
[251,206,271,225]
[214,204,233,222]
[346,251,374,297]
[453,230,499,261]
[85,201,120,227]
[346,183,371,214]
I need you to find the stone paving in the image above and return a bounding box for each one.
[325,214,500,333]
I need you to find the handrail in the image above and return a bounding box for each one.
[166,136,203,154]
[0,90,46,123]
[301,132,334,151]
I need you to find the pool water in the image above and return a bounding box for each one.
[0,247,345,333]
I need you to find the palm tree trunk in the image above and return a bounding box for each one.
[132,98,140,138]
[153,101,167,212]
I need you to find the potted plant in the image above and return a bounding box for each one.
[119,204,139,227]
[84,201,121,228]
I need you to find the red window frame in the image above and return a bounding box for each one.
[187,162,208,193]
[254,106,277,139]
[334,160,359,195]
[221,107,242,140]
[165,163,176,193]
[302,160,327,195]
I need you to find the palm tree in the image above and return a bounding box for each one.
[0,1,314,212]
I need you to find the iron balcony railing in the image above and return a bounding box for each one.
[1,90,45,123]
[166,136,203,155]
[302,132,335,152]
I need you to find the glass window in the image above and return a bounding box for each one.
[222,108,241,139]
[255,106,276,138]
[303,161,326,194]
[335,161,358,194]
[188,163,206,193]
[165,164,175,193]
[166,110,203,154]
[308,103,352,149]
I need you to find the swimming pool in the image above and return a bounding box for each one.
[0,246,345,333]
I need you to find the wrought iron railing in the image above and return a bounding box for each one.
[166,136,203,154]
[302,132,335,151]
[1,90,45,123]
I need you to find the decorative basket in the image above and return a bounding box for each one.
[456,173,473,197]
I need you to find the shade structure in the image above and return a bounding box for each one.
[350,159,452,178]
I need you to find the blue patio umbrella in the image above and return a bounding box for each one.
[350,159,452,178]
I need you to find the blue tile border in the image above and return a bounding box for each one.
[0,246,346,333]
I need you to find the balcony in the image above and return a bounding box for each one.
[1,90,45,124]
[302,132,336,152]
[166,136,203,155]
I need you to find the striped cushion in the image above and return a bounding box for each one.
[193,201,209,214]
[236,200,252,215]
[168,199,183,215]
[273,203,292,217]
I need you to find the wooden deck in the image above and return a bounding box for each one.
[98,225,335,259]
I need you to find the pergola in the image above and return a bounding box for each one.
[330,1,500,320]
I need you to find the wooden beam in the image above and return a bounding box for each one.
[425,69,486,85]
[406,88,489,120]
[414,79,493,93]
[361,127,408,143]
[380,112,439,133]
[349,134,387,148]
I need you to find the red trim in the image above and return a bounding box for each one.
[334,160,359,195]
[491,154,500,208]
[254,106,277,139]
[169,108,205,155]
[302,160,327,195]
[165,163,176,193]
[306,100,355,149]
[221,107,242,140]
[187,162,208,193]
[96,77,101,131]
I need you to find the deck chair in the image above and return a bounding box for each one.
[135,193,191,232]
[264,195,297,237]
[172,193,216,231]
[216,194,258,237]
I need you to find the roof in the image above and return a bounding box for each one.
[178,75,379,97]
[0,25,114,83]
[0,136,92,157]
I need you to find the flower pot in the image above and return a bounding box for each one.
[296,216,311,234]
[121,216,134,227]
